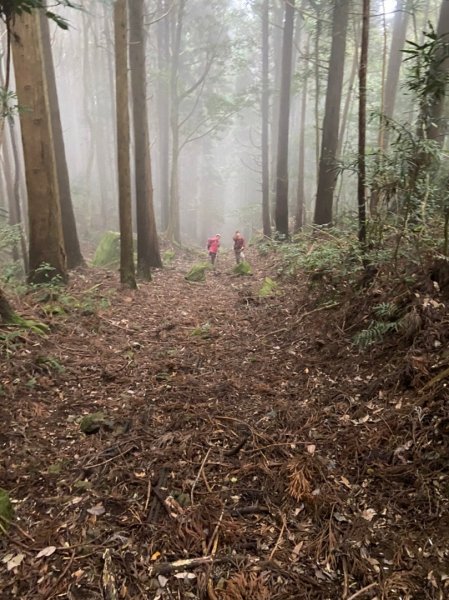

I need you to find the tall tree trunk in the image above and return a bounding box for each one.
[114,0,136,288]
[337,17,360,160]
[295,34,310,232]
[0,45,27,269]
[167,0,185,244]
[2,126,20,263]
[275,0,296,236]
[313,10,322,180]
[381,0,411,151]
[11,10,67,284]
[314,0,349,226]
[269,1,285,223]
[40,10,85,269]
[129,0,162,276]
[157,0,170,232]
[261,0,271,237]
[7,119,28,271]
[427,0,449,145]
[358,0,370,247]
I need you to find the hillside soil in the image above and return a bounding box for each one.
[1,249,448,599]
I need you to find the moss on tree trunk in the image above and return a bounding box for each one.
[0,287,16,323]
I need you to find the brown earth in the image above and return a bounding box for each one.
[0,248,448,599]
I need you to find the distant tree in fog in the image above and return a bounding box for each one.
[163,0,251,244]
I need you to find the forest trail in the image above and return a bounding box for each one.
[1,250,448,599]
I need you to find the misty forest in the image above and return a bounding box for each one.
[2,0,449,598]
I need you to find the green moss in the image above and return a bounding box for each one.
[259,277,280,298]
[9,315,49,334]
[73,480,93,491]
[47,463,63,475]
[191,322,211,338]
[0,489,13,533]
[163,249,176,264]
[185,263,210,282]
[233,261,252,276]
[80,412,107,434]
[92,232,121,268]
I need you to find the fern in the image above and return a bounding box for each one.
[353,321,398,348]
[372,302,398,320]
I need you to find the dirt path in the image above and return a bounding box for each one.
[1,251,448,599]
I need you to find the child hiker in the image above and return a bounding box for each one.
[207,233,221,268]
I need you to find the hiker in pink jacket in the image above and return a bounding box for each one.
[207,234,221,267]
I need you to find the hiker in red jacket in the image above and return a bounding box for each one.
[207,234,221,267]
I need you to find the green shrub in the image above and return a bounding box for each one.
[233,261,252,276]
[259,277,280,298]
[185,263,210,282]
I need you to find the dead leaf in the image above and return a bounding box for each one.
[174,572,196,580]
[361,508,376,522]
[36,546,56,559]
[6,553,24,571]
[291,541,304,560]
[87,503,106,516]
[340,476,351,489]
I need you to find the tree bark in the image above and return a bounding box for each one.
[295,34,310,232]
[358,0,370,247]
[11,10,67,284]
[427,0,449,145]
[40,9,85,269]
[269,1,285,224]
[129,0,162,276]
[167,0,185,244]
[157,0,170,232]
[380,0,411,151]
[114,0,136,288]
[0,286,15,323]
[7,120,28,271]
[275,0,296,236]
[261,0,271,237]
[314,0,349,226]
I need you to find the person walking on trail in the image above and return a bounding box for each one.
[207,233,221,268]
[232,230,245,264]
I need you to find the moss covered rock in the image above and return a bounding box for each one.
[0,489,13,532]
[80,412,107,435]
[92,232,121,268]
[185,263,209,282]
[163,249,176,265]
[233,261,252,276]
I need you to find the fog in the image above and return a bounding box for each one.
[1,0,442,256]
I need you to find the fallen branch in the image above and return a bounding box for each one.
[191,448,211,505]
[228,505,270,516]
[295,302,341,325]
[419,365,449,393]
[224,433,249,457]
[347,582,379,600]
[149,556,215,576]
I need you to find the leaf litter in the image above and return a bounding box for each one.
[0,249,448,599]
